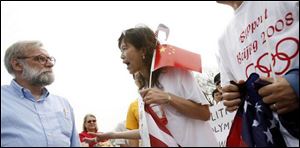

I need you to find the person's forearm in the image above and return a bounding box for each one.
[168,93,210,121]
[128,139,140,147]
[113,129,140,139]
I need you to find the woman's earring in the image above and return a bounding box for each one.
[142,55,145,60]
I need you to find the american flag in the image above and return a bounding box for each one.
[138,92,180,147]
[144,105,180,147]
[227,73,287,147]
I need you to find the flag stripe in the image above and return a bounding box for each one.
[145,105,172,135]
[226,114,246,146]
[149,135,169,147]
[145,105,180,147]
[145,113,179,146]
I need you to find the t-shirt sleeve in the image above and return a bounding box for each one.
[179,69,210,105]
[162,68,210,105]
[125,100,139,130]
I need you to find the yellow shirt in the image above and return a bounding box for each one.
[125,99,139,130]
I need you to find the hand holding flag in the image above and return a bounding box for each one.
[226,73,287,147]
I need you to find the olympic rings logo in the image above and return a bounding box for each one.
[245,37,299,78]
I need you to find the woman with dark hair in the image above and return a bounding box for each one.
[120,26,217,146]
[90,26,218,146]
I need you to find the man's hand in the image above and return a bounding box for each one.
[259,76,299,114]
[222,80,245,112]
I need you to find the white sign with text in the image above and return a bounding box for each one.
[209,102,236,147]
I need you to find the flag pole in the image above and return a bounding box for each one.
[149,49,156,88]
[149,24,170,88]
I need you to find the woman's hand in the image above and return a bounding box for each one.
[139,88,170,105]
[140,88,210,120]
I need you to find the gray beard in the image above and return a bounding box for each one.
[22,63,55,86]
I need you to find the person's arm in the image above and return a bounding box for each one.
[119,143,130,147]
[86,129,140,142]
[140,88,210,121]
[104,130,140,139]
[128,139,139,147]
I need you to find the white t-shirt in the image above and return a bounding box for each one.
[158,67,218,146]
[218,1,299,85]
[218,1,299,146]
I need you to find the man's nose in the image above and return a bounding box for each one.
[45,60,54,67]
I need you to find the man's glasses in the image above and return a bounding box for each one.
[87,120,96,123]
[18,54,56,65]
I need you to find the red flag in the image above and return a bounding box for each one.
[153,44,202,73]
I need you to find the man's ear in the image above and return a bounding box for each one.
[11,59,23,72]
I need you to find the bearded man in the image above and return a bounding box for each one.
[1,41,80,147]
